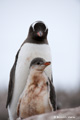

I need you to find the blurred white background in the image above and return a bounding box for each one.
[0,0,80,91]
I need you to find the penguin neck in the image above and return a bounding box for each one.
[28,68,45,84]
[26,36,48,44]
[30,68,43,77]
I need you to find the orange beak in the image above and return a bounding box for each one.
[44,62,51,66]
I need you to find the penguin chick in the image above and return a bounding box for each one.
[17,58,56,119]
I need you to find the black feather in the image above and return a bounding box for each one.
[6,49,20,108]
[48,77,57,111]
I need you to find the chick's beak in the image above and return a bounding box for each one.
[37,31,43,37]
[44,62,51,66]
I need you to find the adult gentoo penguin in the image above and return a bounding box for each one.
[17,58,56,119]
[6,21,55,120]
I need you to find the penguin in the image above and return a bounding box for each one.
[6,21,54,120]
[17,58,56,119]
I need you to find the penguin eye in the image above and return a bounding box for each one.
[37,62,40,65]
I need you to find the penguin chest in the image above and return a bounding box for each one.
[15,43,52,94]
[19,79,52,118]
[11,43,52,111]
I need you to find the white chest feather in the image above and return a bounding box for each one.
[15,43,52,94]
[9,43,52,119]
[18,72,52,118]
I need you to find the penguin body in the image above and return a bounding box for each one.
[6,21,54,120]
[9,43,52,120]
[17,58,56,119]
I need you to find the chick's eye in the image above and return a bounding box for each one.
[37,62,40,65]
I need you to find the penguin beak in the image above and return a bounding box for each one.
[37,31,43,37]
[44,62,51,66]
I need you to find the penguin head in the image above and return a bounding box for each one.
[28,21,48,40]
[30,57,51,71]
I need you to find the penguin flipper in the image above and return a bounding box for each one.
[48,78,57,111]
[6,49,20,108]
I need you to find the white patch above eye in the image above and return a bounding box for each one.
[32,21,38,31]
[31,21,48,32]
